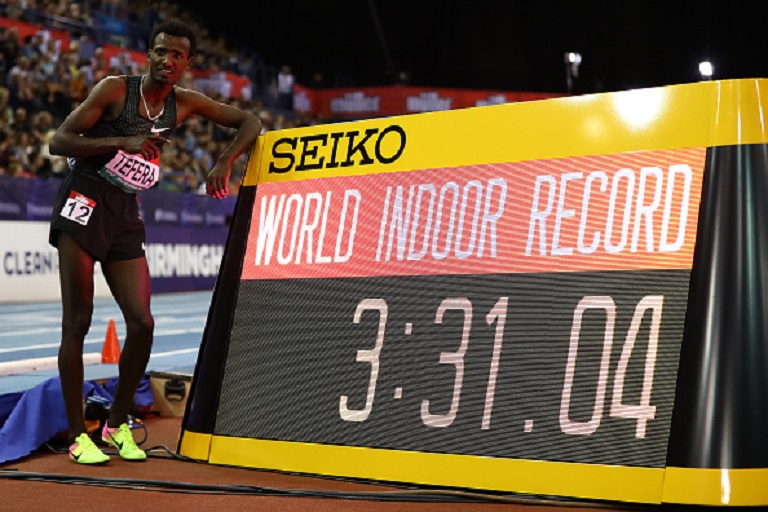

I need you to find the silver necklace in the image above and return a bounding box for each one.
[140,75,165,122]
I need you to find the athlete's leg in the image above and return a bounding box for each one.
[57,233,96,440]
[101,256,154,427]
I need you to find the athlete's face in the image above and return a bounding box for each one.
[148,33,192,85]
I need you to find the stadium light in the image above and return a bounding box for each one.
[699,61,714,80]
[565,52,582,93]
[566,52,582,65]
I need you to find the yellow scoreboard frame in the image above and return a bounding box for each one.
[179,79,768,506]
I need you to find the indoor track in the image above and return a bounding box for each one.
[0,291,210,395]
[0,292,733,511]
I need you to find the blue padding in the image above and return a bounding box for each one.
[0,391,24,427]
[0,374,153,464]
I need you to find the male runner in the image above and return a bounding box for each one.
[48,20,262,464]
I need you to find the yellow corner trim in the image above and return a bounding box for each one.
[177,430,212,461]
[208,436,663,504]
[662,467,768,506]
[710,79,768,146]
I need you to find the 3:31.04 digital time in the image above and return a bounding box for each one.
[339,294,662,439]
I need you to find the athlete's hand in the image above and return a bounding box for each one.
[206,162,230,199]
[124,135,169,161]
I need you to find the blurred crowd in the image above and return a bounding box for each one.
[0,0,314,195]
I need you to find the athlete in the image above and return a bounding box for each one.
[48,20,261,464]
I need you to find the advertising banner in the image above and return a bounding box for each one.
[298,85,565,119]
[0,176,235,226]
[0,177,235,301]
[0,221,111,303]
[145,225,227,294]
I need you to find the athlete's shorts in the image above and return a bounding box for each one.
[49,171,146,262]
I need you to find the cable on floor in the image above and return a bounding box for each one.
[0,469,646,509]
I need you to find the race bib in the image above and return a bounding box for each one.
[60,191,96,226]
[98,150,160,192]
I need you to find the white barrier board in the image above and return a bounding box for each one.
[0,221,111,303]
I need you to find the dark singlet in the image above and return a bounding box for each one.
[68,75,177,193]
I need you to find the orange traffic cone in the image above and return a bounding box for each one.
[101,319,121,364]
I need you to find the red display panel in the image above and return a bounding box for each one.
[243,148,705,280]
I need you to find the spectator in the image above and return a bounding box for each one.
[236,53,256,82]
[277,64,295,111]
[64,45,81,77]
[21,34,43,61]
[28,56,49,111]
[2,1,23,20]
[193,139,216,169]
[67,3,93,28]
[178,69,195,90]
[69,66,88,102]
[30,109,55,147]
[89,47,107,82]
[7,55,35,109]
[8,129,32,168]
[108,51,137,75]
[176,121,197,152]
[7,160,35,178]
[0,27,22,79]
[38,48,57,77]
[189,150,212,193]
[311,71,325,89]
[28,109,66,177]
[100,0,128,19]
[0,86,11,126]
[46,60,73,122]
[0,28,6,86]
[28,149,53,178]
[40,35,61,64]
[0,129,14,173]
[11,106,32,135]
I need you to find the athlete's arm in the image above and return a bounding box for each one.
[50,76,168,162]
[176,88,262,199]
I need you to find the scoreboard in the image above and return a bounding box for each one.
[179,79,768,506]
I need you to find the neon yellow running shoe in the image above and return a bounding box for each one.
[69,433,110,464]
[102,422,147,461]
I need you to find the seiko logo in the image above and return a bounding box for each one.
[268,125,406,174]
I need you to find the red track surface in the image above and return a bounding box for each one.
[0,415,655,512]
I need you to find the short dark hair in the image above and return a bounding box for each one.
[148,20,197,56]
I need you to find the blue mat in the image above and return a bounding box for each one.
[0,375,153,464]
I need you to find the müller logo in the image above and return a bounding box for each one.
[268,125,407,173]
[476,94,508,107]
[406,92,451,112]
[330,91,380,113]
[294,90,312,113]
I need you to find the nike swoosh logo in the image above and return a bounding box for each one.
[71,449,81,461]
[150,126,170,135]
